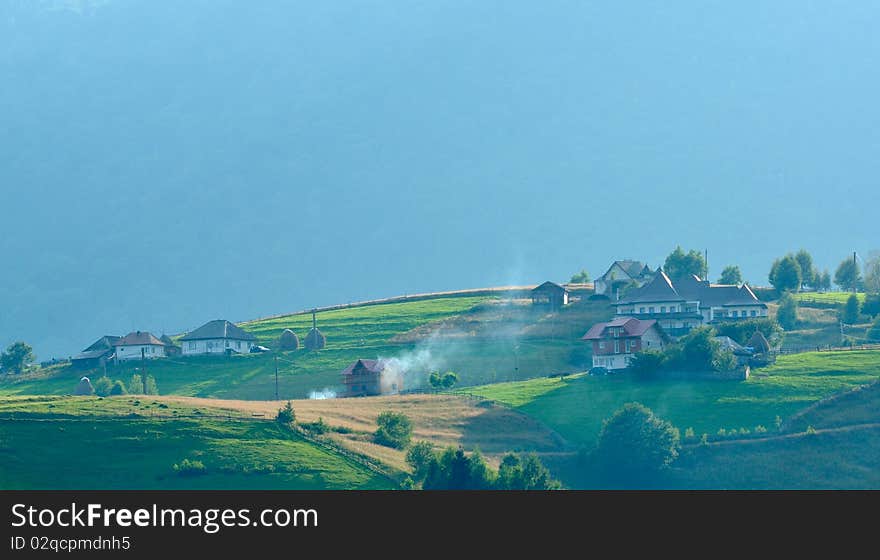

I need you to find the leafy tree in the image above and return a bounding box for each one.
[863,294,880,318]
[496,453,561,490]
[422,447,494,490]
[817,269,832,292]
[428,371,459,390]
[867,316,880,342]
[863,251,880,294]
[594,403,680,484]
[627,349,666,379]
[0,341,34,374]
[840,294,861,325]
[834,257,861,292]
[777,293,798,330]
[570,269,590,283]
[276,401,296,425]
[406,441,436,482]
[718,265,742,285]
[714,318,783,347]
[664,246,707,280]
[109,380,128,396]
[374,411,413,449]
[667,326,732,372]
[93,376,114,397]
[769,256,802,293]
[128,374,159,395]
[794,249,815,289]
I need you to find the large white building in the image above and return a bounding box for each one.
[114,331,168,361]
[179,319,256,356]
[613,271,768,336]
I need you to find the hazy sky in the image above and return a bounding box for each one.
[2,1,877,358]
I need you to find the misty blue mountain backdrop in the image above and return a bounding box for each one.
[2,1,877,359]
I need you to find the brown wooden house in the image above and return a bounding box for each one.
[340,359,402,398]
[531,281,570,310]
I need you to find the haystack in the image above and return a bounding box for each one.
[748,331,771,353]
[304,328,326,351]
[74,376,94,396]
[279,329,300,351]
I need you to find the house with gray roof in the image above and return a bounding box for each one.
[114,331,168,361]
[71,335,121,369]
[179,319,256,355]
[612,271,768,336]
[594,260,655,299]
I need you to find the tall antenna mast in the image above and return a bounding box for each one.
[312,309,317,330]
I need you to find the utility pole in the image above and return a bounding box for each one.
[853,251,858,293]
[705,248,709,282]
[141,347,147,394]
[274,354,279,401]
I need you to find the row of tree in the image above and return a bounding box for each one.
[570,247,880,293]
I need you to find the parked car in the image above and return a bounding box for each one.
[249,345,271,353]
[588,366,608,376]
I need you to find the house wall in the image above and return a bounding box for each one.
[116,344,166,361]
[712,306,768,320]
[182,338,252,355]
[641,327,665,350]
[592,353,630,370]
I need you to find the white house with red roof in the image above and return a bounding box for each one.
[582,317,669,371]
[113,331,168,361]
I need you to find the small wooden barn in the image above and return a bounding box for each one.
[531,281,570,310]
[340,359,401,398]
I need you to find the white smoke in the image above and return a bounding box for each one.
[308,388,337,400]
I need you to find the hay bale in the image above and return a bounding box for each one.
[748,331,771,353]
[304,327,326,351]
[279,329,300,351]
[74,376,94,396]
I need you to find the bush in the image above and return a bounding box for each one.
[755,425,767,434]
[428,371,459,390]
[627,350,666,379]
[301,417,328,434]
[422,447,494,490]
[109,380,128,396]
[683,427,695,441]
[93,376,113,397]
[496,453,561,490]
[774,415,783,431]
[276,401,295,425]
[805,425,817,435]
[172,459,207,476]
[374,411,413,449]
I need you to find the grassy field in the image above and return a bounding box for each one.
[667,379,880,489]
[0,396,393,490]
[0,296,613,400]
[156,393,567,472]
[792,291,866,306]
[458,350,880,448]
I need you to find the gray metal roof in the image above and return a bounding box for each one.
[179,320,256,342]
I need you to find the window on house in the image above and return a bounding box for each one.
[614,341,620,354]
[648,307,654,313]
[661,306,666,313]
[226,341,231,347]
[639,307,645,314]
[599,342,605,350]
[732,311,738,318]
[236,341,241,349]
[625,340,631,352]
[751,310,757,317]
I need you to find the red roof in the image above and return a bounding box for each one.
[582,318,659,340]
[341,359,387,376]
[115,331,165,346]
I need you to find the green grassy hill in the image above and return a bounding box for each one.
[1,295,612,400]
[0,396,394,490]
[667,379,880,489]
[459,350,880,448]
